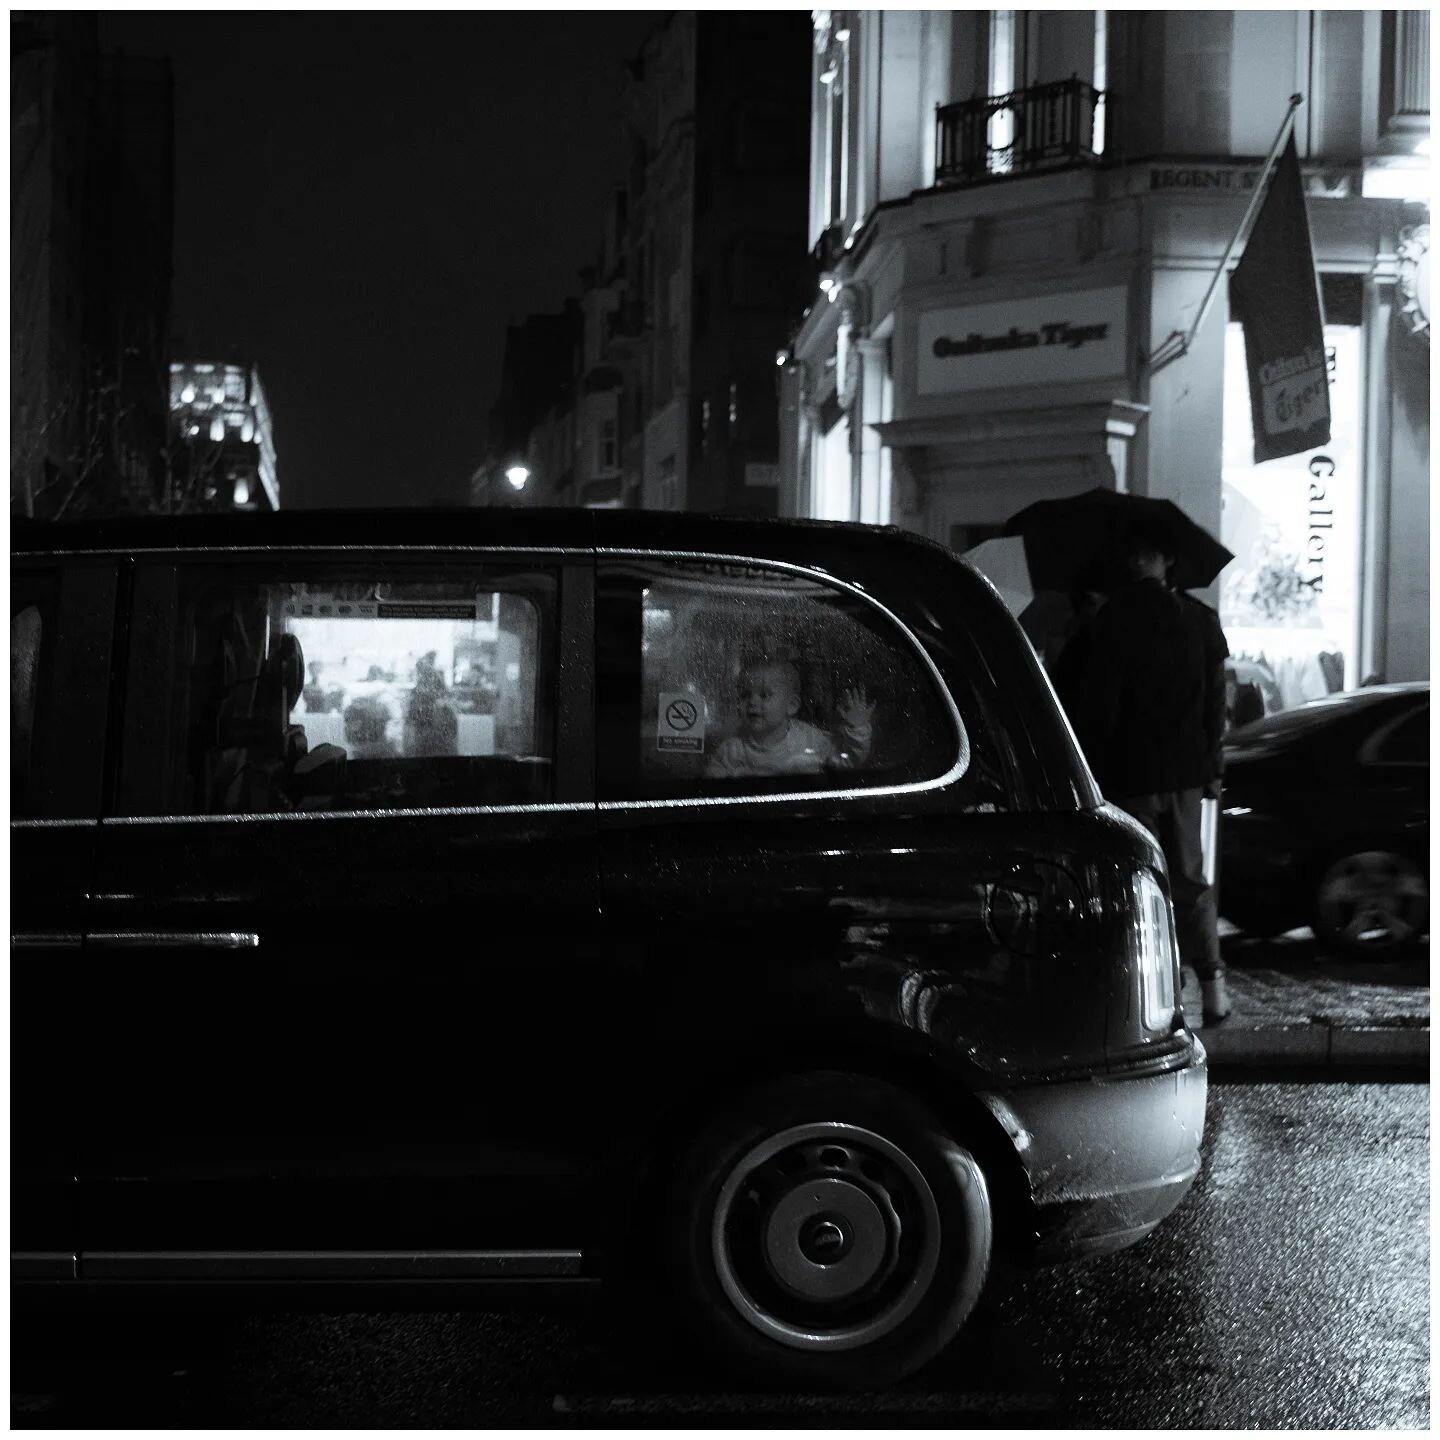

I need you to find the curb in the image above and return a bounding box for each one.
[1199,1022,1429,1071]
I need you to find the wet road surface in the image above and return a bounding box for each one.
[12,1083,1429,1428]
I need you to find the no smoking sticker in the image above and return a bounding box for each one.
[657,691,706,752]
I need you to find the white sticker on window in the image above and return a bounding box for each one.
[658,691,706,752]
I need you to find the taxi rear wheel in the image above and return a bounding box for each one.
[664,1072,992,1391]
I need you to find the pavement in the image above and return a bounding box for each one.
[1184,923,1429,1072]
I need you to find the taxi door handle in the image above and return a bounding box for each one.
[87,932,260,950]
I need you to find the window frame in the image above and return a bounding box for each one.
[110,548,592,822]
[595,548,970,809]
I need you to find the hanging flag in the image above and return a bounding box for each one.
[1230,134,1331,463]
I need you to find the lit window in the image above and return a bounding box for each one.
[1092,10,1107,156]
[988,10,1017,175]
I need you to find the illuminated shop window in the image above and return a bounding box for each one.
[1220,319,1362,709]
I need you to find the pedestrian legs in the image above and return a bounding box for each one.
[1118,788,1230,1022]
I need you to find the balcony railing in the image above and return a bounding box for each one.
[936,77,1104,187]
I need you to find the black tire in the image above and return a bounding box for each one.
[1312,848,1428,954]
[663,1071,992,1391]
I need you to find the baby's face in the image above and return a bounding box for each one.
[736,664,799,742]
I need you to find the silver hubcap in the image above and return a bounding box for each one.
[1318,851,1427,949]
[711,1122,943,1352]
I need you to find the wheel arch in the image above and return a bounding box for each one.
[601,1026,1038,1278]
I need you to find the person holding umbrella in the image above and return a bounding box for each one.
[1006,490,1234,1027]
[1074,529,1230,1024]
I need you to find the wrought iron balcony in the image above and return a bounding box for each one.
[936,77,1105,187]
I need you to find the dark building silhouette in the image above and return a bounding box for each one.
[473,304,582,507]
[477,12,812,515]
[11,13,174,518]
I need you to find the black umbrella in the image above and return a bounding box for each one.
[1003,487,1234,592]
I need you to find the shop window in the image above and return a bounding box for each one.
[597,559,963,801]
[1220,318,1363,708]
[122,565,556,817]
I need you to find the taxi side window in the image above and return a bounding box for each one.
[598,558,964,800]
[124,564,556,816]
[10,575,57,820]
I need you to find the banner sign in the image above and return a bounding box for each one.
[917,286,1128,395]
[1230,136,1332,463]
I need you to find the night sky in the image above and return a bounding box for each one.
[98,11,659,510]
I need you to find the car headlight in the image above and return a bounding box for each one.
[1129,869,1179,1032]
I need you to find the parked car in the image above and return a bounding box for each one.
[12,508,1206,1390]
[1219,683,1429,952]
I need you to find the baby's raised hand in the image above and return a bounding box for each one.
[838,687,876,729]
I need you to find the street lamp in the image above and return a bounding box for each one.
[504,464,531,492]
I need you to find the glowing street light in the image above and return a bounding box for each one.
[504,464,531,492]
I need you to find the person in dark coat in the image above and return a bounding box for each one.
[404,651,459,757]
[1048,588,1106,724]
[1071,531,1231,1024]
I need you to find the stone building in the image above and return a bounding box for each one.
[11,14,175,519]
[782,10,1429,693]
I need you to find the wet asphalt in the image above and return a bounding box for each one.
[11,1082,1429,1429]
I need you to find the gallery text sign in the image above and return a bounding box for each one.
[916,287,1128,395]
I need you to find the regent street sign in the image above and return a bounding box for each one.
[917,286,1128,395]
[1142,162,1358,199]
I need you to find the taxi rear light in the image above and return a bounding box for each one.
[1127,869,1179,1032]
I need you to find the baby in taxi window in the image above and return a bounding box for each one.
[705,657,874,778]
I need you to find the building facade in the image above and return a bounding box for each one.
[169,361,279,512]
[782,10,1430,695]
[478,12,812,516]
[472,304,582,507]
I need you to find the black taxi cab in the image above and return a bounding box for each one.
[12,507,1207,1390]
